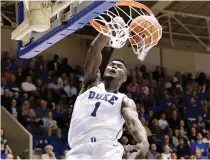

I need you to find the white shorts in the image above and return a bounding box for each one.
[66,140,124,160]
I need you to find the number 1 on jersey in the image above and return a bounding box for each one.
[91,102,101,117]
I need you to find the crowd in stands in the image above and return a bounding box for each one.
[1,51,210,159]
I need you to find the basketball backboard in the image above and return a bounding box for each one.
[13,0,119,59]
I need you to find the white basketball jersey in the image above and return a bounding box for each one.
[68,82,126,148]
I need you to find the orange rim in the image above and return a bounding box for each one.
[90,0,154,34]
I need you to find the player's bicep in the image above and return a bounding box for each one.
[122,97,139,128]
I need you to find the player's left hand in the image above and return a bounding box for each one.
[133,142,149,159]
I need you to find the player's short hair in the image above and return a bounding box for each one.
[109,58,129,76]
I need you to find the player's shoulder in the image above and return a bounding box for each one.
[122,96,136,110]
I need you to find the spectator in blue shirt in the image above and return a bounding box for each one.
[159,94,172,111]
[191,132,208,158]
[35,100,50,118]
[186,97,199,120]
[138,106,148,122]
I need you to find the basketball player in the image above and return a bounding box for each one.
[66,33,149,160]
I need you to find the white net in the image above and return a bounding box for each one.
[91,2,162,61]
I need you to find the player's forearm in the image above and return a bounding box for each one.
[128,119,148,144]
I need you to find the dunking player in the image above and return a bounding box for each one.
[66,33,149,159]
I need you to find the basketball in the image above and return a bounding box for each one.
[129,15,162,49]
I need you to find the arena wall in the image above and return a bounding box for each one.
[1,107,32,159]
[1,27,210,76]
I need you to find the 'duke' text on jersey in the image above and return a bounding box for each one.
[88,91,119,105]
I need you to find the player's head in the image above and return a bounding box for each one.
[103,58,128,84]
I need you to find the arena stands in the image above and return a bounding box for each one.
[1,52,210,159]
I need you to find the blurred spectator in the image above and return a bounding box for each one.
[158,112,168,130]
[202,133,210,144]
[42,111,61,138]
[171,152,178,160]
[167,128,179,148]
[138,106,148,121]
[21,76,36,92]
[146,143,160,159]
[1,128,11,155]
[25,108,44,135]
[35,55,45,72]
[190,132,208,158]
[36,100,50,118]
[160,145,171,159]
[150,119,163,137]
[7,99,20,120]
[2,66,12,82]
[152,66,162,82]
[41,144,56,159]
[168,110,180,130]
[47,54,60,72]
[59,58,74,76]
[58,73,68,89]
[162,134,174,152]
[15,66,24,87]
[177,138,190,158]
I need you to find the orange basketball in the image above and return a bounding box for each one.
[129,15,162,49]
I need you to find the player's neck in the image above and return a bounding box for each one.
[103,79,121,93]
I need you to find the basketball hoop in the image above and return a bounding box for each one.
[90,0,162,61]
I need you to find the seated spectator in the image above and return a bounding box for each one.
[158,112,168,130]
[177,138,190,158]
[21,76,36,92]
[150,119,163,137]
[168,110,180,130]
[190,132,208,158]
[7,75,20,99]
[196,115,206,133]
[47,54,60,72]
[146,143,160,159]
[201,106,210,122]
[159,94,172,111]
[171,152,178,160]
[202,133,210,144]
[179,130,190,147]
[5,58,16,72]
[2,66,12,82]
[58,73,68,89]
[35,55,45,73]
[1,128,11,155]
[138,106,148,122]
[42,111,61,138]
[15,67,24,87]
[162,134,175,152]
[195,148,205,160]
[52,104,66,128]
[48,77,61,93]
[35,79,46,98]
[179,120,188,134]
[1,77,8,90]
[23,61,35,78]
[189,127,197,143]
[41,144,56,159]
[25,108,44,135]
[7,99,20,120]
[58,58,74,76]
[167,128,179,148]
[36,100,50,118]
[160,145,171,159]
[152,66,162,82]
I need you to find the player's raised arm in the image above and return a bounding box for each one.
[121,96,149,158]
[83,33,110,85]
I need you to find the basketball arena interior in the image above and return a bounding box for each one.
[1,0,210,159]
